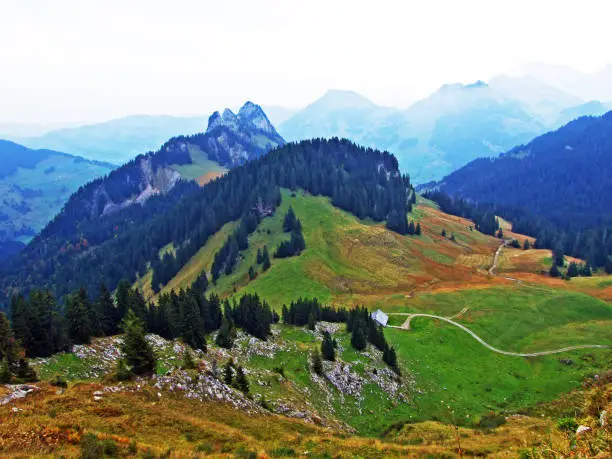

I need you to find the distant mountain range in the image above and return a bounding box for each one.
[0,140,114,254]
[13,115,211,165]
[279,78,611,184]
[514,62,612,102]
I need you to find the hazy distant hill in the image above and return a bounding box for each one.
[279,79,609,184]
[16,114,210,164]
[0,139,114,252]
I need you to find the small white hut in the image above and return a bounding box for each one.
[371,309,389,327]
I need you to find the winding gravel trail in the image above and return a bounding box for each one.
[387,313,610,357]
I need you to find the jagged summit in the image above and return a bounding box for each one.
[206,102,277,135]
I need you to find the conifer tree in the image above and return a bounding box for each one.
[234,366,249,394]
[307,312,316,331]
[120,310,156,375]
[567,262,579,278]
[415,222,422,236]
[0,312,20,380]
[383,344,400,375]
[549,263,561,278]
[523,239,531,250]
[553,245,565,267]
[115,280,132,325]
[283,206,297,232]
[256,248,263,264]
[65,288,93,345]
[248,266,256,280]
[97,283,117,336]
[441,228,447,237]
[351,326,367,351]
[321,331,335,361]
[262,246,271,271]
[0,358,10,383]
[312,350,323,376]
[215,315,236,349]
[223,359,234,385]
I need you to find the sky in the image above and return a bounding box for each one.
[1,0,612,123]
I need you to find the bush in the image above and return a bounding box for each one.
[270,447,297,457]
[80,433,103,459]
[115,358,132,381]
[196,442,213,453]
[272,366,285,378]
[51,374,68,388]
[102,439,118,456]
[477,412,506,429]
[557,417,578,433]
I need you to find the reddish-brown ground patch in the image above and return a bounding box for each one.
[197,171,225,186]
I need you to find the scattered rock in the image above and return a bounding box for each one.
[576,425,592,436]
[0,384,39,405]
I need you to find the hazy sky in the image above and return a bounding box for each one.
[2,0,611,123]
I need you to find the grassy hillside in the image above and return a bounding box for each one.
[202,190,501,308]
[170,144,227,185]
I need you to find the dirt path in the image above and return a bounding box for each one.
[489,240,505,275]
[387,313,610,357]
[488,240,521,282]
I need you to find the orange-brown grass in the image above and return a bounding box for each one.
[0,382,478,457]
[4,380,607,458]
[196,171,225,187]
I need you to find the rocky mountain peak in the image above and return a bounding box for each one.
[238,101,275,133]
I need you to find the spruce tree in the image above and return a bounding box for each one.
[262,246,271,271]
[97,284,117,335]
[351,327,367,351]
[553,245,565,267]
[283,207,297,232]
[223,359,234,385]
[549,263,561,278]
[234,366,249,394]
[307,312,316,331]
[383,344,400,375]
[115,280,132,325]
[65,288,93,345]
[120,309,156,375]
[321,331,335,361]
[215,315,236,349]
[312,350,323,376]
[248,266,256,280]
[441,228,447,237]
[567,262,579,278]
[0,358,11,383]
[415,222,422,235]
[523,239,531,250]
[0,312,20,379]
[256,248,263,264]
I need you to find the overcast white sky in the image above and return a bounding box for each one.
[1,0,611,123]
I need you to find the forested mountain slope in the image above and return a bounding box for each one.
[0,138,412,308]
[431,111,612,269]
